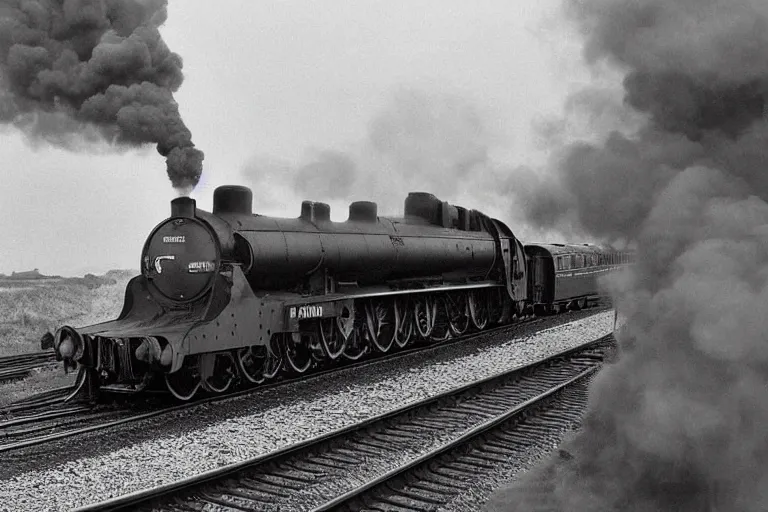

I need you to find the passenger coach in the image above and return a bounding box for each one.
[524,243,632,315]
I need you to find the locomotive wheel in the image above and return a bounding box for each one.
[263,337,283,379]
[318,318,346,360]
[365,300,396,353]
[447,293,470,337]
[469,290,489,331]
[343,326,368,361]
[285,334,313,374]
[200,352,236,393]
[343,311,369,361]
[165,355,202,401]
[413,296,436,339]
[428,296,451,342]
[236,346,266,384]
[581,297,590,309]
[393,298,414,348]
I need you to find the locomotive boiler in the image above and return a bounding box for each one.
[53,186,529,400]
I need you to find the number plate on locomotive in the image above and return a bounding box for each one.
[188,261,216,273]
[289,305,324,319]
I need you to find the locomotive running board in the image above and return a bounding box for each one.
[280,281,503,307]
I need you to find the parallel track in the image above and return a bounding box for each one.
[316,368,593,511]
[0,351,56,382]
[0,306,609,456]
[75,333,615,511]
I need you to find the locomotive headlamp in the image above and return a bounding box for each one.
[135,337,162,364]
[54,326,83,361]
[59,336,75,358]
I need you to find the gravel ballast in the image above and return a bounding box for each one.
[0,311,614,511]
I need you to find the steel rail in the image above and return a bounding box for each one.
[73,333,614,512]
[312,368,595,511]
[0,351,57,382]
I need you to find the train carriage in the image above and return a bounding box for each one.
[524,243,630,314]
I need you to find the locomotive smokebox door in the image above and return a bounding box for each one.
[143,216,220,302]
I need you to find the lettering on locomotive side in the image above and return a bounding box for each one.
[289,305,324,319]
[390,236,405,247]
[163,235,186,243]
[188,261,216,273]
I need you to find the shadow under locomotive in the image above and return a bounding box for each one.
[47,186,630,401]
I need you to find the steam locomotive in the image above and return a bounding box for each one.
[51,186,629,400]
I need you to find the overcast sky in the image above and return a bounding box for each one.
[0,0,589,276]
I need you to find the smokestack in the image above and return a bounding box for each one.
[0,0,204,192]
[171,197,195,218]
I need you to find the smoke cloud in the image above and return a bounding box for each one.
[0,0,203,192]
[243,88,522,224]
[489,0,768,511]
[293,149,357,200]
[368,88,490,192]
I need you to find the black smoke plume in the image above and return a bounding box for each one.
[0,0,202,192]
[489,0,768,511]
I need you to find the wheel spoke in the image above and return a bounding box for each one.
[366,300,395,353]
[447,293,469,336]
[469,290,489,331]
[393,298,413,348]
[263,337,283,379]
[414,297,434,339]
[319,318,346,360]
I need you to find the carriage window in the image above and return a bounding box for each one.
[592,254,597,266]
[556,256,563,270]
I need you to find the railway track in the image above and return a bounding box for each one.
[0,351,56,382]
[75,333,614,511]
[0,306,610,456]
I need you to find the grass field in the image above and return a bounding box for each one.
[0,270,135,356]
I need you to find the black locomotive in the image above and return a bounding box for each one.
[51,185,628,400]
